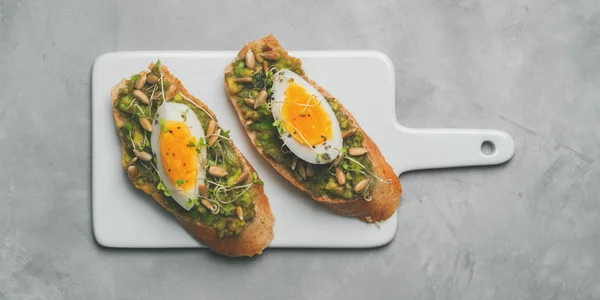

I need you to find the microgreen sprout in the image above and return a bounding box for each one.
[343,156,392,184]
[159,119,167,133]
[157,182,171,197]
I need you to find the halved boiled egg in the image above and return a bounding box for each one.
[151,102,207,210]
[271,69,343,164]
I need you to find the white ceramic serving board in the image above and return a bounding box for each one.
[92,51,514,249]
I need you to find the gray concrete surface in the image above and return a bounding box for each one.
[1,0,599,299]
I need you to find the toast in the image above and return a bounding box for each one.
[224,35,401,223]
[111,62,274,256]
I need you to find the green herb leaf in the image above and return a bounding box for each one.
[252,172,258,181]
[159,119,167,133]
[176,179,184,186]
[254,179,264,186]
[187,140,195,147]
[158,182,172,197]
[272,120,281,127]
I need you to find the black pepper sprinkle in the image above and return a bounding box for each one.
[169,130,173,133]
[177,127,180,129]
[288,134,291,138]
[168,169,171,172]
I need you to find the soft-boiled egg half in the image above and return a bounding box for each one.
[151,102,207,210]
[271,69,343,164]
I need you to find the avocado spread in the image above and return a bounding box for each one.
[226,50,376,200]
[115,61,259,238]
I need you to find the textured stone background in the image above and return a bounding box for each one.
[1,0,599,299]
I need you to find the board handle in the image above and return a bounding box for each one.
[394,126,515,174]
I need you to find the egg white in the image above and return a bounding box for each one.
[271,69,343,164]
[150,102,207,210]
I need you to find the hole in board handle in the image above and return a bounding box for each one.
[481,140,496,156]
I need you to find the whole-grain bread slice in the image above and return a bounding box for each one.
[224,35,401,223]
[111,63,274,256]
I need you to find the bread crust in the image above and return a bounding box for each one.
[224,35,401,222]
[111,64,274,257]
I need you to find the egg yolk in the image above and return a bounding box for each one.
[159,121,198,193]
[282,82,332,146]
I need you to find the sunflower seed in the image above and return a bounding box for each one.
[263,61,269,76]
[132,90,149,105]
[254,90,267,109]
[166,84,177,100]
[127,165,137,179]
[236,206,244,221]
[305,163,315,177]
[336,168,346,185]
[260,51,280,60]
[201,199,214,210]
[349,147,368,156]
[354,178,370,193]
[206,119,217,137]
[208,165,228,177]
[298,162,306,180]
[135,72,147,90]
[236,46,249,61]
[133,149,152,161]
[342,128,357,139]
[244,98,255,107]
[234,169,250,185]
[197,183,208,198]
[146,74,159,85]
[208,128,221,147]
[139,118,152,132]
[332,152,344,168]
[234,77,253,83]
[126,156,138,167]
[245,50,255,69]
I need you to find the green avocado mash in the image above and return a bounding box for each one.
[115,61,259,238]
[226,51,375,200]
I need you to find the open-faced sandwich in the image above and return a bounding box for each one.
[112,61,274,256]
[224,35,402,223]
